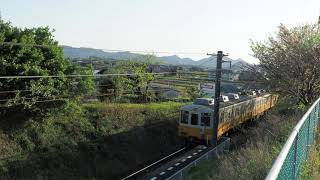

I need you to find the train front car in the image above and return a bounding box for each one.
[179,103,213,145]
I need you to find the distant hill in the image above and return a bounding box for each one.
[159,55,196,65]
[63,46,142,60]
[63,46,249,70]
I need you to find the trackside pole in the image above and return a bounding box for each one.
[207,51,229,146]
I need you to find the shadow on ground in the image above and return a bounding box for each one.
[0,120,184,180]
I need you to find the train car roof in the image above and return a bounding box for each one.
[181,94,272,112]
[180,104,212,113]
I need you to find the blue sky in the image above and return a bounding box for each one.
[1,0,320,63]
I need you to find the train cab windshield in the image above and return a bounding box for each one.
[190,114,198,125]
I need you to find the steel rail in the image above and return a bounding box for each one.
[121,147,187,180]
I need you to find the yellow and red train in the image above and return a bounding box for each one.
[179,93,278,144]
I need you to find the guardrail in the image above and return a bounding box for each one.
[266,97,320,180]
[166,137,230,180]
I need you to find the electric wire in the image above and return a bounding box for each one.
[0,42,207,55]
[0,72,173,79]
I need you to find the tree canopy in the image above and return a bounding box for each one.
[99,60,155,102]
[251,23,320,106]
[0,19,94,117]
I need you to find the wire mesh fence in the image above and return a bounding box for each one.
[266,97,320,180]
[166,137,230,180]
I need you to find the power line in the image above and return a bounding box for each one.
[0,72,173,79]
[102,48,206,55]
[0,98,67,108]
[0,83,171,95]
[0,89,165,103]
[154,77,265,84]
[0,42,57,48]
[0,90,31,94]
[0,42,207,55]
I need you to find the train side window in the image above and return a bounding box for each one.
[181,111,189,124]
[191,114,198,125]
[220,111,225,122]
[234,107,238,116]
[201,113,211,126]
[224,112,228,122]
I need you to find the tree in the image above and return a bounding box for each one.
[0,18,94,118]
[99,60,155,102]
[239,64,265,82]
[251,23,320,106]
[186,86,200,101]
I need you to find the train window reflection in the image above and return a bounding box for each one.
[181,111,189,124]
[201,113,210,126]
[191,114,198,125]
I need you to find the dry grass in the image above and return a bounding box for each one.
[300,134,320,179]
[0,131,21,159]
[186,109,302,180]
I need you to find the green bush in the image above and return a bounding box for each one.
[13,102,94,152]
[83,101,187,136]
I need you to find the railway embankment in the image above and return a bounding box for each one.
[0,102,187,179]
[185,103,304,180]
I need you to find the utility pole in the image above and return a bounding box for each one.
[207,51,229,146]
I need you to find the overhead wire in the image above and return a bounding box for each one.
[0,41,262,106]
[0,88,168,105]
[0,71,229,79]
[0,83,169,95]
[0,72,173,79]
[0,98,67,108]
[0,42,208,55]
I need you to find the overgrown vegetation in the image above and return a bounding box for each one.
[300,135,320,179]
[185,102,303,180]
[83,101,186,135]
[0,101,187,179]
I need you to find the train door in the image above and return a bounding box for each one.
[190,112,200,138]
[200,112,211,144]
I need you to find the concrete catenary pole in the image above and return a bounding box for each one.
[207,51,229,146]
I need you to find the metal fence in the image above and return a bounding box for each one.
[167,137,230,180]
[266,97,320,180]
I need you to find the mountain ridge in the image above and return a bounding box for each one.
[63,46,250,69]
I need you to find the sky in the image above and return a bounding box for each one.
[1,0,320,64]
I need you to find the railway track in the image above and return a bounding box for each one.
[142,145,212,180]
[120,144,219,180]
[121,146,196,180]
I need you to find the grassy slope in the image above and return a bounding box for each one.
[0,101,189,179]
[83,101,187,135]
[185,109,302,180]
[300,135,320,179]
